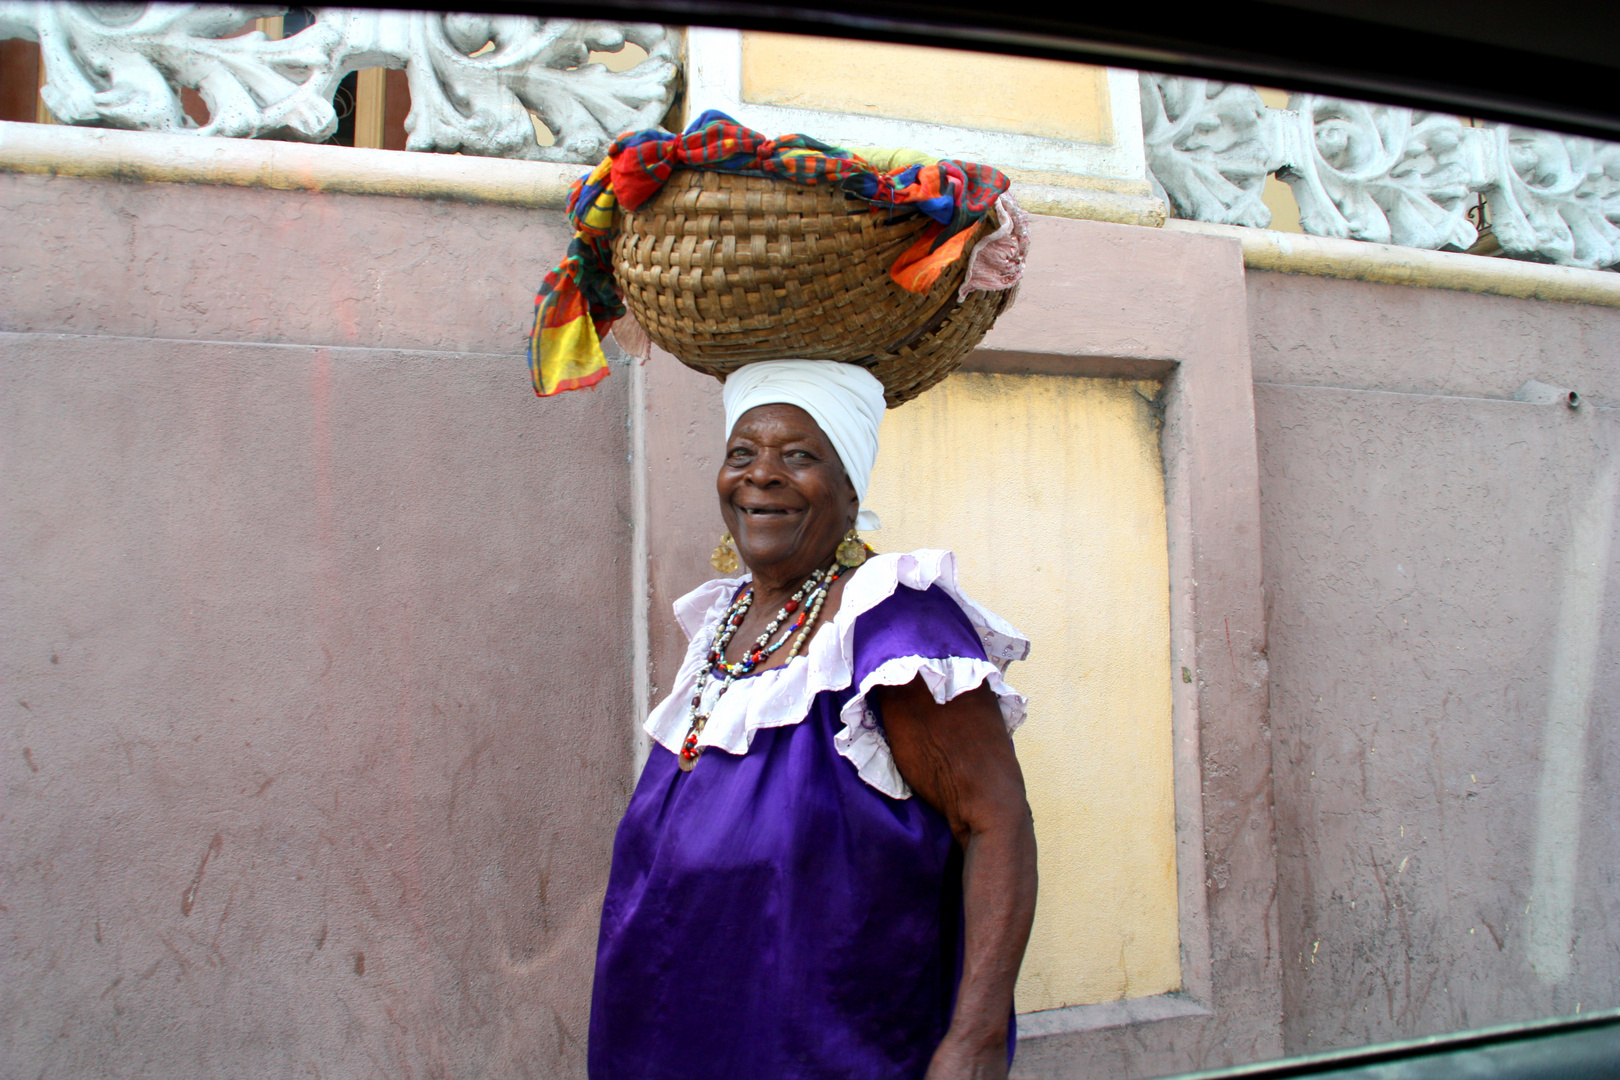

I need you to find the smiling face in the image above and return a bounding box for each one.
[718,404,858,581]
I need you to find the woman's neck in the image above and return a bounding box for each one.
[722,553,858,674]
[748,555,835,611]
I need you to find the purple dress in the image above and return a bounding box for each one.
[589,551,1030,1080]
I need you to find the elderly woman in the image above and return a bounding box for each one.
[589,360,1037,1080]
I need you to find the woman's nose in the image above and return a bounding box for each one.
[743,451,785,484]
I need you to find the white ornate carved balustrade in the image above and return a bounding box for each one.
[0,2,678,163]
[4,9,1615,275]
[1141,74,1620,272]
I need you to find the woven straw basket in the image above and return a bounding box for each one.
[612,170,1011,407]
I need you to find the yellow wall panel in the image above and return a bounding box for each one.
[867,373,1180,1011]
[740,32,1114,146]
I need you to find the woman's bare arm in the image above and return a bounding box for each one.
[877,678,1038,1080]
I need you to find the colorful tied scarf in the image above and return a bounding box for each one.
[527,110,1011,397]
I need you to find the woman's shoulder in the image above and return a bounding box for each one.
[671,574,747,641]
[837,549,1030,667]
[670,549,1031,667]
[831,550,1032,799]
[858,578,973,625]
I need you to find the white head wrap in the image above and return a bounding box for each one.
[721,359,886,531]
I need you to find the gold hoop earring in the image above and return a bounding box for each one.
[835,528,869,568]
[710,532,740,575]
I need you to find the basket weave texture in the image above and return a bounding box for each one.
[612,170,1010,407]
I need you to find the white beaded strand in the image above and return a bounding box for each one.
[677,562,846,770]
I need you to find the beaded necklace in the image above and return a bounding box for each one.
[677,560,849,771]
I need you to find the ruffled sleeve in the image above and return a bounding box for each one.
[643,550,1029,800]
[839,582,1028,799]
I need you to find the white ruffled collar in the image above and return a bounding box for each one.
[645,550,1029,798]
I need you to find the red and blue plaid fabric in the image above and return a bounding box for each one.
[527,111,1010,397]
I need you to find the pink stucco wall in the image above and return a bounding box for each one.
[2,172,632,1078]
[1248,271,1620,1055]
[6,162,1620,1079]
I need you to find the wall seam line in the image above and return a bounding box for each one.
[1253,380,1619,409]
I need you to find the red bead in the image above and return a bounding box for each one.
[785,600,799,613]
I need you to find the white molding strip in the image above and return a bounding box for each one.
[0,117,1168,226]
[0,120,584,208]
[1169,219,1620,309]
[1017,992,1213,1039]
[1009,179,1167,228]
[7,120,1616,310]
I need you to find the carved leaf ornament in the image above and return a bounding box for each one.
[1284,100,1479,250]
[0,2,679,161]
[1141,74,1278,228]
[1143,73,1620,271]
[1488,127,1620,270]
